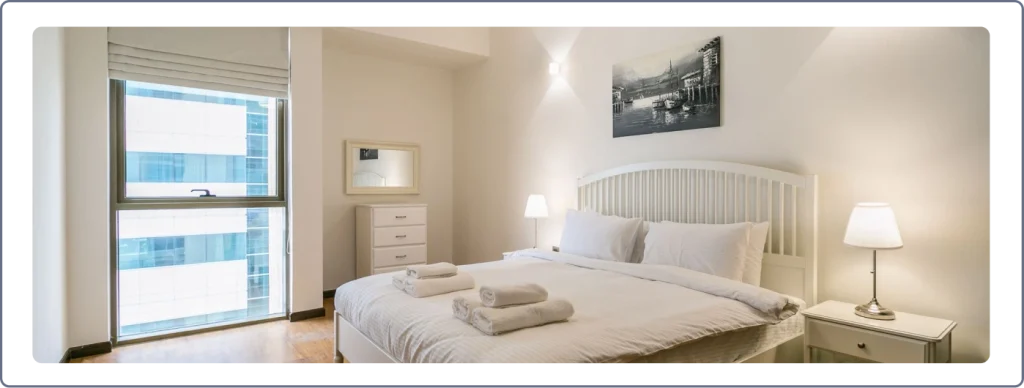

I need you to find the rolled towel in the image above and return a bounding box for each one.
[479,283,548,307]
[407,262,458,279]
[452,296,484,323]
[405,272,475,298]
[471,298,574,335]
[391,273,408,291]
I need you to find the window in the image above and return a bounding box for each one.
[120,81,280,199]
[112,80,287,340]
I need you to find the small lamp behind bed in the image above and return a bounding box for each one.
[524,194,548,249]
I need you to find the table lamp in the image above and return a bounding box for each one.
[524,195,548,248]
[844,202,904,320]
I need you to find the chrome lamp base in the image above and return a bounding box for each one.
[855,299,896,320]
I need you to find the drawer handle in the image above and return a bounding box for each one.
[395,215,407,219]
[395,255,407,259]
[857,343,866,349]
[396,235,407,238]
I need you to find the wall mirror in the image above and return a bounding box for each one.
[345,140,420,195]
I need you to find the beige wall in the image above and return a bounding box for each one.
[322,45,455,290]
[63,27,111,348]
[453,27,989,362]
[32,26,68,362]
[288,27,326,314]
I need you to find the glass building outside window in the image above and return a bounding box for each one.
[114,81,286,338]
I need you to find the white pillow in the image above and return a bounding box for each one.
[742,222,771,286]
[641,221,750,281]
[629,221,650,264]
[559,210,642,262]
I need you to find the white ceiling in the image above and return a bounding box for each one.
[323,27,488,70]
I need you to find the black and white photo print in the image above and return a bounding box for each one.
[612,36,721,138]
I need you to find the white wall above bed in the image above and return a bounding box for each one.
[452,27,989,362]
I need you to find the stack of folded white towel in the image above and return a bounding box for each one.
[452,283,574,335]
[392,262,475,298]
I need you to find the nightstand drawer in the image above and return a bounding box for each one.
[373,207,426,227]
[373,225,426,247]
[807,319,927,363]
[374,245,427,268]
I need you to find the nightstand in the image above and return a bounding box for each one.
[802,300,956,363]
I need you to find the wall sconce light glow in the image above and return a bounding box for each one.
[549,62,561,75]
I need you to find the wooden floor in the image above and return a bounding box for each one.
[73,298,336,363]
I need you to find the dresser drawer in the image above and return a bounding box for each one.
[374,245,427,268]
[807,319,927,363]
[372,264,409,275]
[373,225,426,247]
[373,207,427,227]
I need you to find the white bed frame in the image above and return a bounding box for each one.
[334,160,818,363]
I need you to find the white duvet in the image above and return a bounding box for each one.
[334,249,803,363]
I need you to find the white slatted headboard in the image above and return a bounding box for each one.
[577,161,818,304]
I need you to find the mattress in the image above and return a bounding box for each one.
[334,250,804,363]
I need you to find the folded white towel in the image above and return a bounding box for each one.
[405,272,475,298]
[479,283,548,307]
[452,296,484,323]
[392,273,408,290]
[407,262,458,279]
[471,298,574,335]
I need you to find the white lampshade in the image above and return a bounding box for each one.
[844,203,904,249]
[524,194,548,219]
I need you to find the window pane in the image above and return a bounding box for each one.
[206,155,228,183]
[247,275,270,299]
[117,208,286,337]
[247,184,268,196]
[247,135,268,157]
[246,158,268,184]
[247,254,270,276]
[247,208,269,228]
[247,114,268,135]
[123,81,278,198]
[182,154,205,182]
[125,152,141,182]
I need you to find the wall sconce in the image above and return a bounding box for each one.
[548,62,561,75]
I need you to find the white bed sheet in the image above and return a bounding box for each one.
[629,312,803,363]
[334,250,803,363]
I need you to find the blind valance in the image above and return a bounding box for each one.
[108,27,289,98]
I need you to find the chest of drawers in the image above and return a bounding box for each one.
[355,204,428,278]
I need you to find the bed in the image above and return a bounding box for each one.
[334,160,818,363]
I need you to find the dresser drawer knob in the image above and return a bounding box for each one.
[395,215,407,219]
[856,343,866,349]
[396,235,407,238]
[395,255,407,259]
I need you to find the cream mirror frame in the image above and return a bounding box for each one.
[345,140,421,195]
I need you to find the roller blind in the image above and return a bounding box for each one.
[108,27,289,98]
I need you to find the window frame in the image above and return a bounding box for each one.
[108,79,289,343]
[110,80,288,209]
